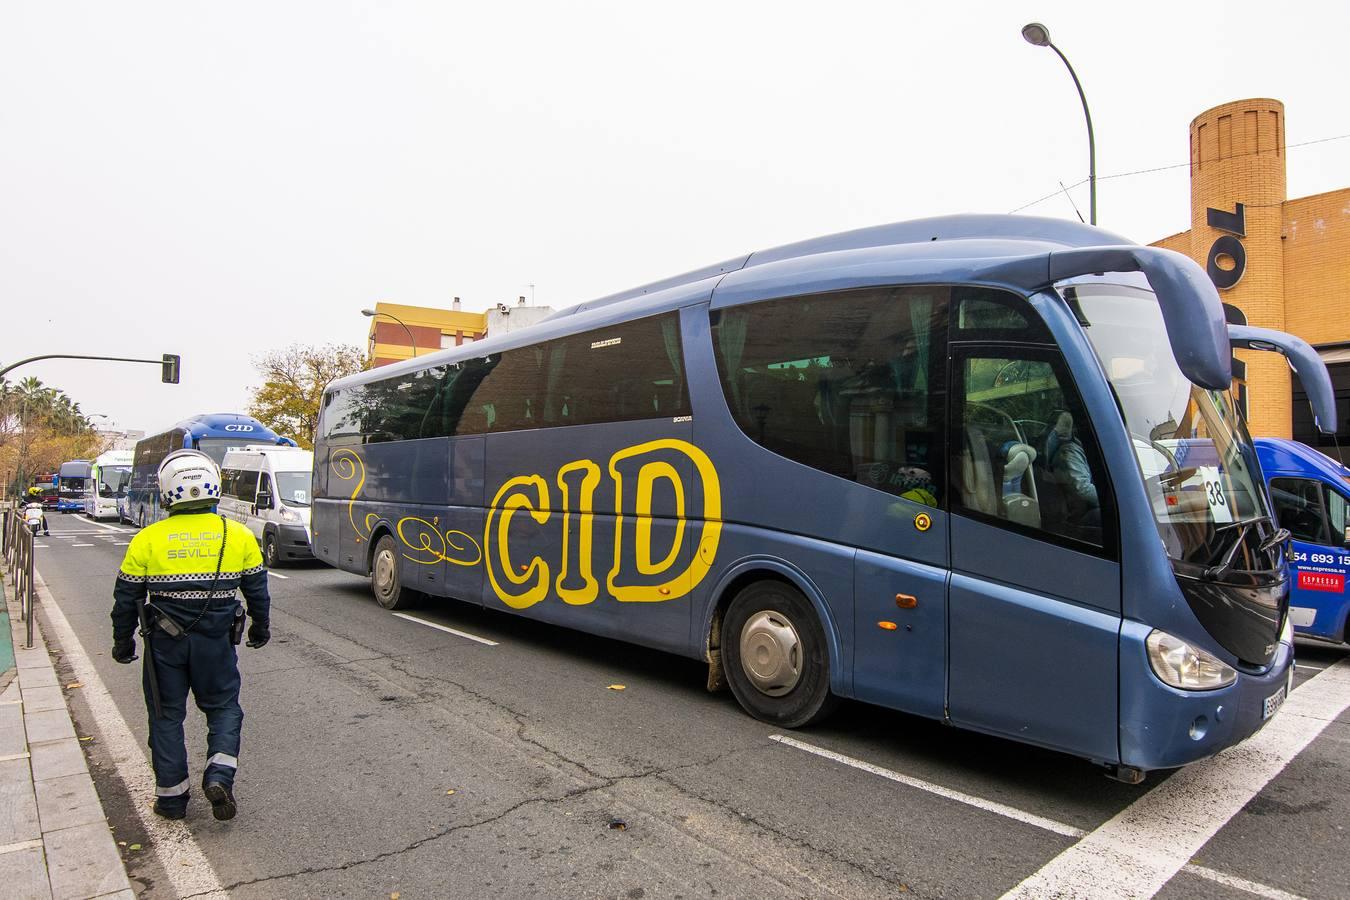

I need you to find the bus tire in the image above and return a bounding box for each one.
[370,534,415,610]
[723,581,836,728]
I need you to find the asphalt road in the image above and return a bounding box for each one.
[29,512,1350,899]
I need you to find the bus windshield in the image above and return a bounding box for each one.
[196,437,248,464]
[98,466,131,497]
[1069,282,1276,576]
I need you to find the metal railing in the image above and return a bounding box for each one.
[2,501,37,649]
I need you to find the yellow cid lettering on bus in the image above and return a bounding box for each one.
[332,439,723,609]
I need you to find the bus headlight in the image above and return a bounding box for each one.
[1146,629,1237,691]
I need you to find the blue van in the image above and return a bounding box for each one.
[1258,438,1350,645]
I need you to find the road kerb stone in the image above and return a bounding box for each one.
[0,843,52,900]
[44,821,131,900]
[29,740,88,783]
[34,773,106,834]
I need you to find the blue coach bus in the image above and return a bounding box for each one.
[313,215,1334,779]
[1258,437,1350,646]
[127,413,296,528]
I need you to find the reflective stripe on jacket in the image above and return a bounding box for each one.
[112,510,270,642]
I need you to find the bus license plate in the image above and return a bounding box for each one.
[1263,685,1287,720]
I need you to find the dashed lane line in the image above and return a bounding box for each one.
[771,734,1315,899]
[1002,659,1350,899]
[268,570,290,579]
[392,612,500,646]
[33,570,229,899]
[84,517,131,532]
[70,543,93,547]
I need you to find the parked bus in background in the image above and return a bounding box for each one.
[1259,438,1350,646]
[312,215,1335,780]
[56,460,92,513]
[126,413,297,528]
[29,474,58,510]
[84,449,134,520]
[219,445,315,567]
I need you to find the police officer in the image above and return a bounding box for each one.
[110,449,271,821]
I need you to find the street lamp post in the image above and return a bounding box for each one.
[362,309,418,359]
[1022,22,1097,226]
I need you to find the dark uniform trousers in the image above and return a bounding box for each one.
[112,511,270,813]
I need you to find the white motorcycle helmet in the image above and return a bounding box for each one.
[158,449,222,510]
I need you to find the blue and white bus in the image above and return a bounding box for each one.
[313,215,1333,779]
[56,460,92,513]
[127,413,296,528]
[1258,437,1350,646]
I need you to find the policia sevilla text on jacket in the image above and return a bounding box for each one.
[110,449,271,821]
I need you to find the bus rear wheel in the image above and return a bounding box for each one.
[370,534,415,610]
[723,581,836,728]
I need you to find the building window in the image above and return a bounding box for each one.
[440,333,454,350]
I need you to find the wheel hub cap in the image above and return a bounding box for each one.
[374,549,395,595]
[739,609,802,696]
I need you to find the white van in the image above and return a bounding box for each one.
[219,446,314,567]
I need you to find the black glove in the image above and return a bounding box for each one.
[112,637,137,664]
[246,620,270,649]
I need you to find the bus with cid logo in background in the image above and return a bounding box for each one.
[312,214,1336,782]
[126,413,297,529]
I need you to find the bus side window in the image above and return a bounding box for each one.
[1269,478,1330,543]
[711,287,947,507]
[952,351,1110,550]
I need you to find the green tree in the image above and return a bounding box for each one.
[247,344,367,449]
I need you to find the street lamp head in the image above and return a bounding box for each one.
[1021,22,1051,47]
[360,308,377,317]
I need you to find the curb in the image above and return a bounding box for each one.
[2,579,134,900]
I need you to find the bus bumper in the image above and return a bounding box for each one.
[1118,620,1294,771]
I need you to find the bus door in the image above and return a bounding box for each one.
[946,343,1121,763]
[1267,474,1350,642]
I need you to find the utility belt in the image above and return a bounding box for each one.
[145,598,246,644]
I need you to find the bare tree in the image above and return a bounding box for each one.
[247,344,367,449]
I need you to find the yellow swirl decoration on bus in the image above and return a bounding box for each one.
[396,516,483,567]
[331,449,372,542]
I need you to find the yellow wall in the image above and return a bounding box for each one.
[366,301,487,366]
[1149,98,1350,439]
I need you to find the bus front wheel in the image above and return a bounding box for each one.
[370,534,415,610]
[723,581,836,728]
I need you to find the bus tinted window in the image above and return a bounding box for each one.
[712,288,946,506]
[541,313,688,428]
[323,312,688,442]
[954,287,1052,342]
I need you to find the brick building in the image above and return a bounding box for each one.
[366,299,487,367]
[1151,98,1350,457]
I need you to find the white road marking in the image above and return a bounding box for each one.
[772,733,1316,899]
[84,517,130,532]
[392,612,499,646]
[32,571,230,899]
[1186,865,1309,900]
[268,570,290,579]
[770,734,1085,837]
[70,543,93,547]
[1003,659,1350,899]
[113,542,130,546]
[34,544,48,548]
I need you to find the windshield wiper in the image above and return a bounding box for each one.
[1204,515,1286,580]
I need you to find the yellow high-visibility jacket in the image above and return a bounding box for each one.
[112,510,270,641]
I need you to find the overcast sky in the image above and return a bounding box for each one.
[2,1,1347,436]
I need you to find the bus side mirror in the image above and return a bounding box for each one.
[1228,324,1337,434]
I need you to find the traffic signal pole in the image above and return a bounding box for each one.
[0,353,181,383]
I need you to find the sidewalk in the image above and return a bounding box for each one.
[1,582,133,900]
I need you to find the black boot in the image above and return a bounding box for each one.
[203,782,236,821]
[153,799,187,820]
